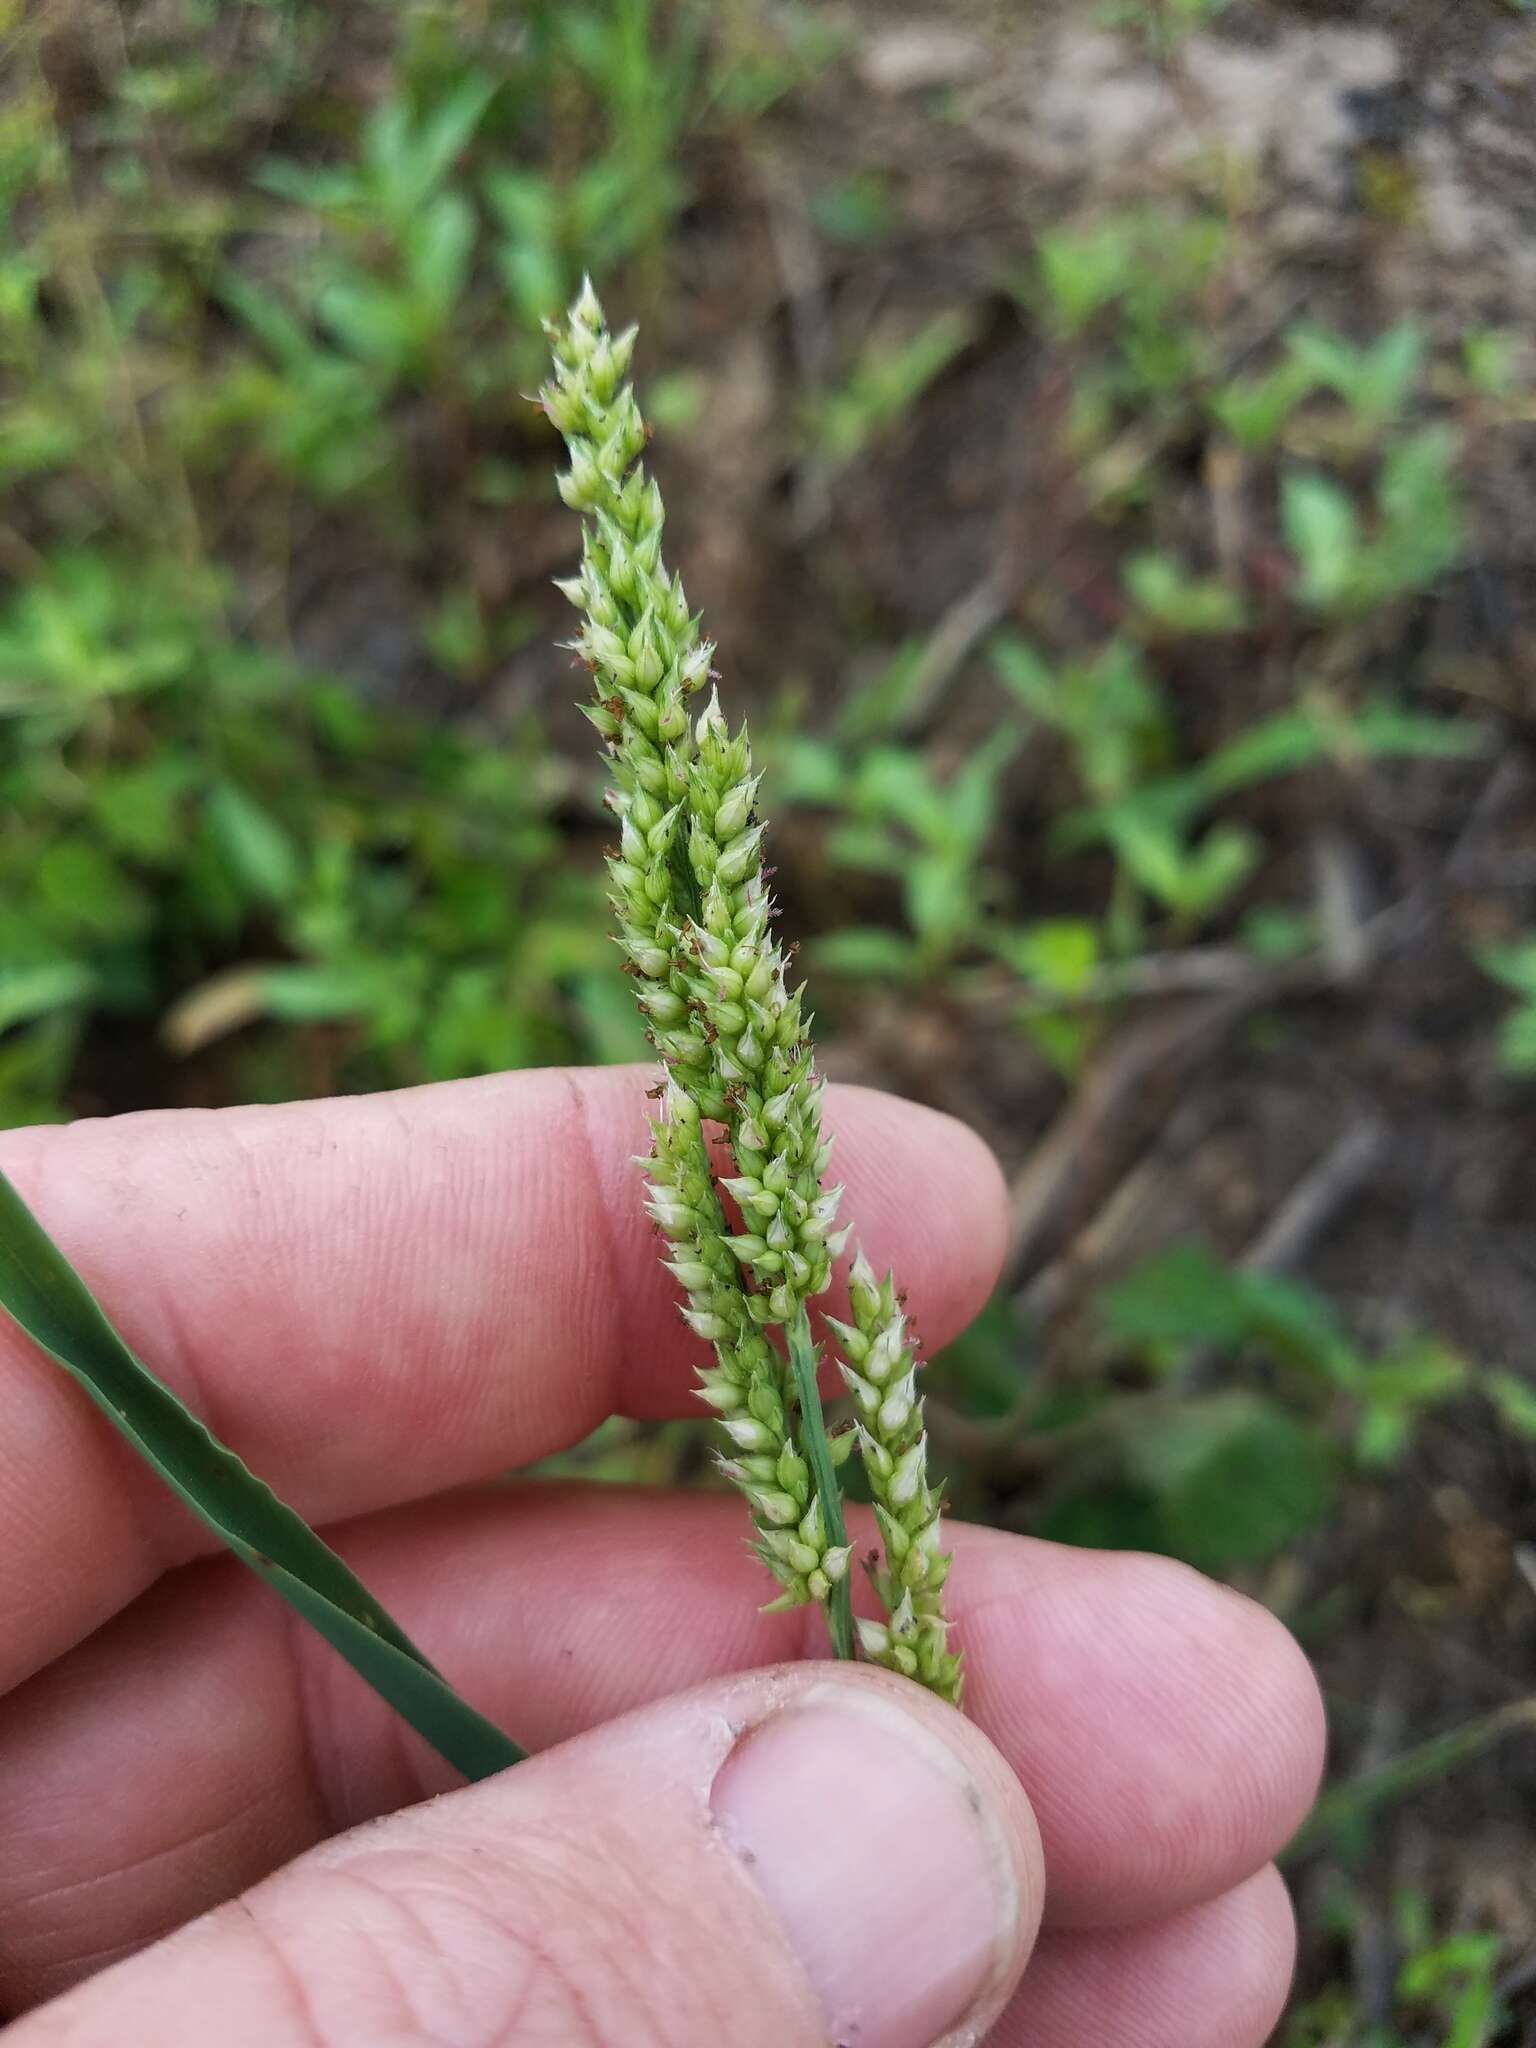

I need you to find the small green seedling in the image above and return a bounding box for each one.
[1284,426,1463,614]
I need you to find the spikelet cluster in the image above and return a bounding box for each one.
[542,282,957,1699]
[829,1257,960,1700]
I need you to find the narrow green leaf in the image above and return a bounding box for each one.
[0,1168,524,1782]
[1285,1701,1536,1861]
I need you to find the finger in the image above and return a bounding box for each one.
[7,1663,1044,2048]
[0,1494,1323,2006]
[0,1068,1005,1689]
[988,1867,1296,2048]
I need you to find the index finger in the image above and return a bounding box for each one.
[0,1067,1006,1691]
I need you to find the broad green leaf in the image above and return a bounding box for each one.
[905,856,974,948]
[1462,327,1518,399]
[990,635,1058,721]
[1099,806,1195,909]
[1356,1341,1468,1467]
[773,734,845,806]
[393,75,497,210]
[94,758,194,861]
[833,642,931,744]
[0,960,95,1032]
[1104,1243,1257,1351]
[1477,940,1536,999]
[254,158,359,214]
[1125,1394,1336,1571]
[317,276,419,370]
[1197,710,1327,796]
[823,819,906,876]
[1240,907,1315,962]
[1039,1482,1165,1556]
[1209,357,1315,449]
[259,961,388,1022]
[485,167,560,242]
[856,747,952,846]
[947,730,1021,849]
[1289,321,1422,423]
[1355,323,1424,419]
[1124,552,1245,634]
[205,781,302,906]
[1488,1370,1536,1439]
[1018,1006,1096,1079]
[1399,1935,1502,2048]
[1497,1006,1536,1074]
[1104,1243,1362,1386]
[410,191,477,318]
[497,241,567,326]
[0,1169,524,1781]
[1376,426,1462,590]
[34,838,150,941]
[1175,821,1262,919]
[993,918,1100,994]
[0,1014,79,1127]
[217,266,324,370]
[1283,473,1361,610]
[1036,217,1139,334]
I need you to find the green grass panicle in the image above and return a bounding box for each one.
[542,281,960,1700]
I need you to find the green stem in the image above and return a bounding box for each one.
[786,1301,854,1660]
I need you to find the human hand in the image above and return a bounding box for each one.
[0,1068,1323,2046]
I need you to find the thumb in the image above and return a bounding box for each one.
[12,1663,1043,2048]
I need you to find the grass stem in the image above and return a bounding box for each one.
[786,1300,855,1660]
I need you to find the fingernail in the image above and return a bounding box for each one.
[710,1692,1017,2048]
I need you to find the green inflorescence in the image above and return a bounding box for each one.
[541,281,959,1702]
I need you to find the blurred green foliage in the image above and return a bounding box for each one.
[0,0,820,1120]
[1286,1884,1510,2047]
[931,1235,1534,1582]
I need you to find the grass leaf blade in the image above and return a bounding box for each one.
[0,1166,524,1781]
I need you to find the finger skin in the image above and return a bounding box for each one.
[4,1664,1044,2048]
[0,1491,1325,2010]
[988,1867,1297,2048]
[0,1069,1005,1692]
